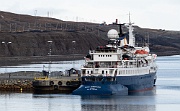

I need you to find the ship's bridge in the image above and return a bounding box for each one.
[89,48,122,61]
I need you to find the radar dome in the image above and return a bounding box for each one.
[107,29,119,39]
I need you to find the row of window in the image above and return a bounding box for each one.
[85,69,149,75]
[86,70,109,74]
[118,69,149,75]
[98,55,112,57]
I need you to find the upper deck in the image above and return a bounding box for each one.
[89,49,121,61]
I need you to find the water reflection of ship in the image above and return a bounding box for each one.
[81,104,155,111]
[128,86,156,96]
[73,18,158,95]
[32,68,81,93]
[80,89,156,111]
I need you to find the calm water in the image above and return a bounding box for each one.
[0,55,180,111]
[0,60,85,73]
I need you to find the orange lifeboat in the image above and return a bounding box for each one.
[135,50,148,54]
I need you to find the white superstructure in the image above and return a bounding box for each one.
[81,21,157,78]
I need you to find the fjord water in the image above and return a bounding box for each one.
[0,55,180,111]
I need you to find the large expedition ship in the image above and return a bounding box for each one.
[73,19,157,95]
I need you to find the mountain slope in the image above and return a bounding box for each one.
[0,11,179,57]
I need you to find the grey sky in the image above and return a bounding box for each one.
[0,0,180,30]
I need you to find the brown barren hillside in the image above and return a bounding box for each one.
[0,11,180,60]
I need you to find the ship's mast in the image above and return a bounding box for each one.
[128,13,135,47]
[115,19,127,46]
[115,20,124,37]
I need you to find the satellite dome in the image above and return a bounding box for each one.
[107,29,119,39]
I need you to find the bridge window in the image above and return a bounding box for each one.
[102,70,104,74]
[98,55,112,57]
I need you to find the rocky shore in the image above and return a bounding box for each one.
[0,71,42,91]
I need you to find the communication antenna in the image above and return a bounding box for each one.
[47,11,49,17]
[147,32,150,47]
[128,12,135,47]
[129,12,131,25]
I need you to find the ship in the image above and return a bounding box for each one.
[72,18,157,95]
[32,68,81,93]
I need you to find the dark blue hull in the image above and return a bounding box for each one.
[72,81,128,95]
[72,73,156,95]
[117,73,156,92]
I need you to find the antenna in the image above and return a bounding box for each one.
[129,12,131,24]
[128,13,135,47]
[47,11,49,17]
[147,32,150,47]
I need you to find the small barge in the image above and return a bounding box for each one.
[32,68,81,93]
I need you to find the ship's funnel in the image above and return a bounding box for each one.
[116,19,118,24]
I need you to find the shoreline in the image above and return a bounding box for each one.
[0,53,179,67]
[0,54,85,66]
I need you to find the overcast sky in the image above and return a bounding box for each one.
[0,0,180,30]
